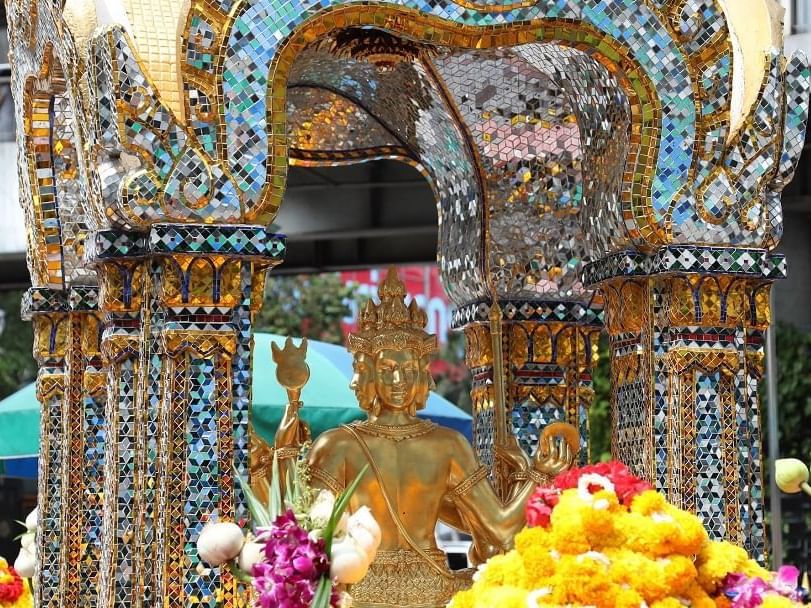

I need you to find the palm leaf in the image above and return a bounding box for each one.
[323,464,368,553]
[310,575,333,608]
[234,467,271,528]
[269,451,283,520]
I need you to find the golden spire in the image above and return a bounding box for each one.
[347,267,437,356]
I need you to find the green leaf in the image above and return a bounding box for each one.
[310,575,333,608]
[229,561,254,584]
[323,464,369,553]
[234,467,271,528]
[269,451,283,521]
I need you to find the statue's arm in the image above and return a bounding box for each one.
[445,434,536,551]
[438,500,501,565]
[307,430,347,496]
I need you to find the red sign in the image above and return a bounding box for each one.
[341,266,453,344]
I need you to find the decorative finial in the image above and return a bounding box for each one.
[347,266,437,357]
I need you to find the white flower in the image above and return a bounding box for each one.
[576,551,611,567]
[14,547,36,578]
[346,507,382,561]
[238,540,265,572]
[577,473,615,504]
[330,537,371,585]
[25,508,37,532]
[196,522,245,567]
[337,591,354,608]
[526,588,552,607]
[309,490,337,528]
[651,512,674,523]
[20,531,36,551]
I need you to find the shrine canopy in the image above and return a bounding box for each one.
[0,333,472,461]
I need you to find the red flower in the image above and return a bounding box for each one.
[553,461,652,506]
[526,487,561,527]
[0,566,24,602]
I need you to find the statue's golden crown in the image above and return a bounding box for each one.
[347,267,438,357]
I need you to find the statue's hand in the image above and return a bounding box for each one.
[493,435,530,476]
[274,400,311,448]
[533,422,579,479]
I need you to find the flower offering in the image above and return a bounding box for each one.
[0,557,32,608]
[196,447,380,608]
[451,462,806,608]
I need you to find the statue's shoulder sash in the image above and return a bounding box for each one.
[340,423,454,580]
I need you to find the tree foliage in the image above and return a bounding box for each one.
[764,322,811,460]
[589,335,612,462]
[256,274,354,345]
[0,289,36,399]
[431,331,472,414]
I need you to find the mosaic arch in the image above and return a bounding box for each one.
[87,2,699,241]
[84,0,809,277]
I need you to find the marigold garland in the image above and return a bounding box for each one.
[0,558,32,608]
[450,462,805,608]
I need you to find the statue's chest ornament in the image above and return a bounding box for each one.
[351,420,437,442]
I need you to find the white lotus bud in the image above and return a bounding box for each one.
[238,540,265,572]
[20,532,36,552]
[196,522,245,567]
[330,538,371,585]
[309,490,336,528]
[14,548,36,578]
[347,507,381,547]
[775,459,810,494]
[347,525,378,562]
[337,590,354,608]
[25,508,37,532]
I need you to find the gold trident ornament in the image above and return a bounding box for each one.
[272,337,313,448]
[250,337,314,502]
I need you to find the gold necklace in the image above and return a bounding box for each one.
[350,419,437,442]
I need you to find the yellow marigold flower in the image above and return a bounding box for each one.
[762,595,799,608]
[604,548,692,603]
[695,541,749,592]
[739,558,771,580]
[630,490,667,515]
[0,557,33,608]
[515,526,552,554]
[466,586,527,608]
[681,580,718,608]
[449,466,802,608]
[477,551,526,588]
[520,545,557,588]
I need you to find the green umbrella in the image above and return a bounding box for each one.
[0,383,39,459]
[250,333,366,442]
[0,333,471,460]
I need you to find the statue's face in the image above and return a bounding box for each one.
[374,348,421,411]
[350,353,376,411]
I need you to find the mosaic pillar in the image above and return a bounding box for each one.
[455,301,602,468]
[23,287,103,608]
[71,288,106,608]
[586,246,784,562]
[151,224,284,608]
[88,231,149,608]
[24,289,68,608]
